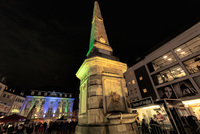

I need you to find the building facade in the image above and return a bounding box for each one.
[0,87,25,116]
[124,22,200,121]
[20,90,74,122]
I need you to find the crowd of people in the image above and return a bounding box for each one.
[0,120,78,134]
[135,111,166,134]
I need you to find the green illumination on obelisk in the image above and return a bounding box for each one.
[86,1,112,57]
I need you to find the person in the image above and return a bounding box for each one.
[142,113,148,123]
[61,121,68,134]
[57,122,62,134]
[155,111,165,123]
[135,117,140,126]
[37,124,45,134]
[47,122,53,134]
[7,124,14,134]
[26,123,33,134]
[43,122,47,133]
[149,117,161,134]
[35,122,41,133]
[15,125,24,134]
[141,119,149,134]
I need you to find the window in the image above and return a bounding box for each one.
[7,95,10,98]
[148,51,177,72]
[47,108,53,115]
[31,91,35,95]
[143,88,147,93]
[134,88,137,94]
[139,76,143,80]
[128,82,131,85]
[44,92,47,96]
[174,35,200,59]
[3,94,6,97]
[38,92,41,95]
[64,94,67,97]
[132,80,135,85]
[152,64,186,85]
[129,89,133,95]
[183,55,200,74]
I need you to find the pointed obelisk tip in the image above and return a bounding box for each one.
[87,0,113,57]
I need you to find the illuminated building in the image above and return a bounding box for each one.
[20,90,74,122]
[0,82,7,96]
[124,21,200,127]
[75,1,138,134]
[0,87,25,116]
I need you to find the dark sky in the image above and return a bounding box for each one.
[0,1,199,109]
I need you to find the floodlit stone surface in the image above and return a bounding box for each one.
[75,1,138,134]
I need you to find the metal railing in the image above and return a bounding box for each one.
[137,124,175,134]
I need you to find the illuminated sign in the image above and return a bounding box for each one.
[130,97,153,108]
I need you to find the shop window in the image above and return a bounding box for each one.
[139,76,143,80]
[148,51,177,72]
[169,65,186,79]
[174,35,200,59]
[152,64,186,85]
[143,88,147,93]
[132,80,135,85]
[183,55,200,74]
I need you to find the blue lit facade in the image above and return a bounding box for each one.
[20,90,74,121]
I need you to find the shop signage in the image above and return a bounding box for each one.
[130,97,153,108]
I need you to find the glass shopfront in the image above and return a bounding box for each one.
[174,35,200,59]
[183,99,200,120]
[136,104,173,130]
[152,64,186,85]
[131,98,175,133]
[147,51,177,72]
[183,54,200,74]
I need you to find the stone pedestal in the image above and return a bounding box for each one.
[75,57,138,134]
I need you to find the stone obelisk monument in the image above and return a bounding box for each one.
[75,1,138,134]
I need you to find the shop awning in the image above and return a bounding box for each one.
[0,114,27,122]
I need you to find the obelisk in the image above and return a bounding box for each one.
[75,1,138,134]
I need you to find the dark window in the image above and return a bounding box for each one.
[3,94,6,97]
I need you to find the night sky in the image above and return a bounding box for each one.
[0,1,200,109]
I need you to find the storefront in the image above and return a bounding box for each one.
[131,97,174,132]
[130,97,198,133]
[183,98,200,120]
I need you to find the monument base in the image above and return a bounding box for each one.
[75,123,138,134]
[75,113,138,134]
